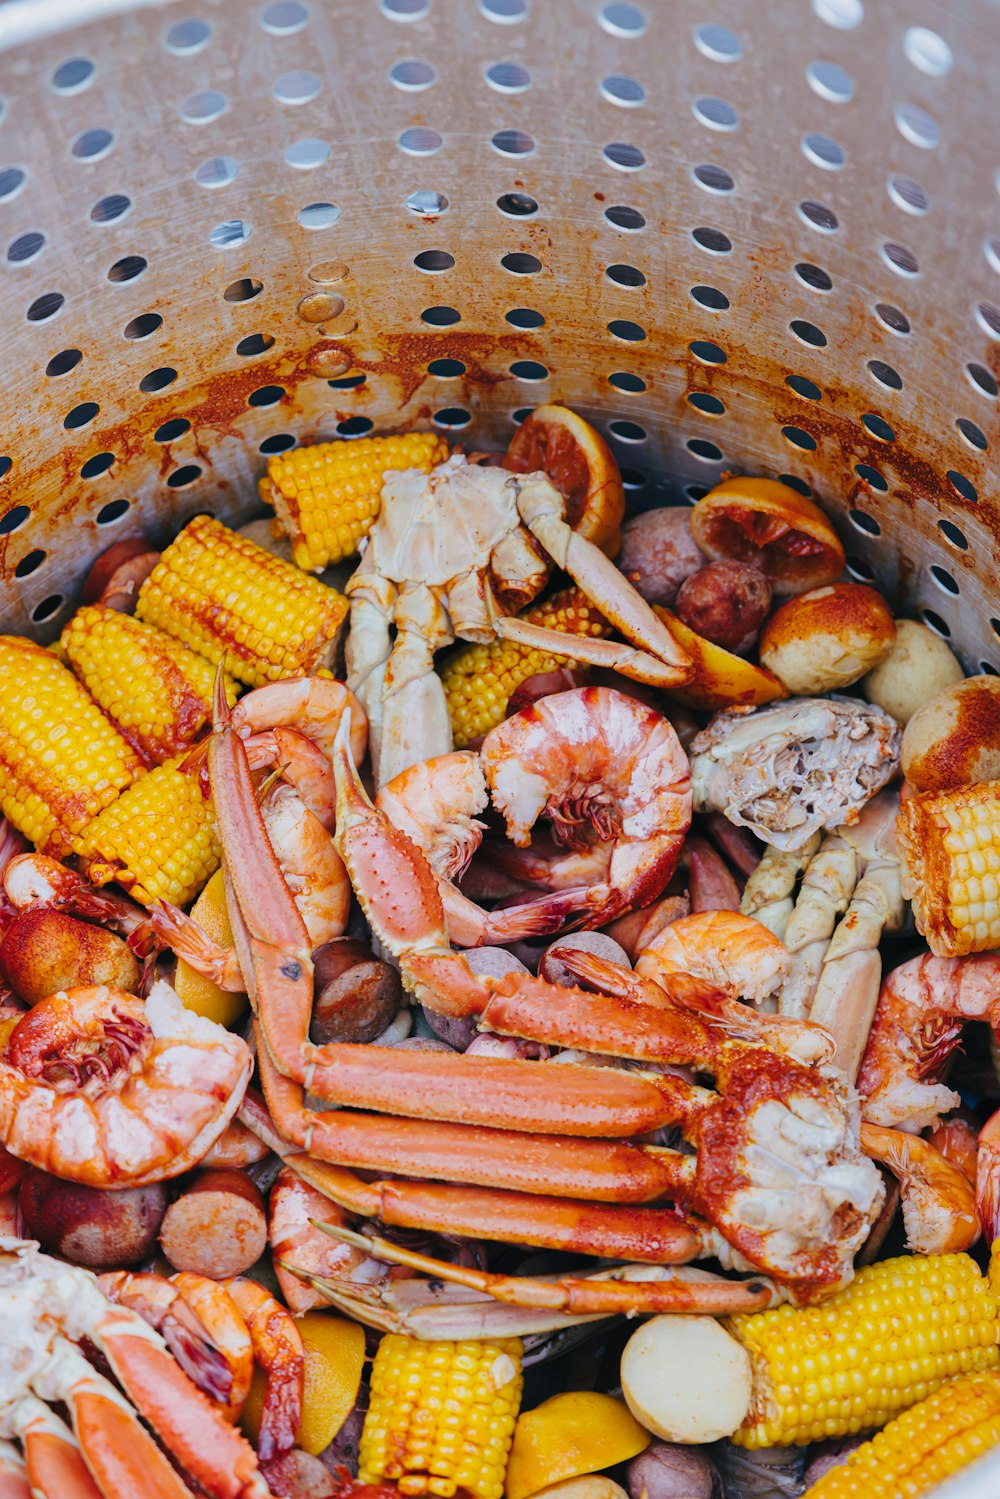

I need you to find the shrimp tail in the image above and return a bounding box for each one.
[473,886,599,943]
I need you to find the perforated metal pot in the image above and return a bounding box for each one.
[0,0,998,1487]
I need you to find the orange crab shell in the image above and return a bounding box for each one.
[690,477,846,596]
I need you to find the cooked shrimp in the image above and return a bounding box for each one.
[635,909,791,1012]
[0,980,252,1186]
[98,1271,253,1420]
[857,952,1000,1132]
[479,686,692,926]
[269,1166,381,1315]
[977,1108,1000,1243]
[223,1278,304,1464]
[3,853,151,940]
[377,752,595,946]
[861,1122,980,1255]
[199,1117,272,1171]
[928,1111,979,1184]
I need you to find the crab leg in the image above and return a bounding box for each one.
[3,1398,102,1499]
[307,1223,775,1319]
[258,1034,690,1204]
[513,477,693,688]
[0,1439,29,1499]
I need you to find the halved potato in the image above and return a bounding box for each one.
[654,608,787,711]
[690,478,845,595]
[620,1316,752,1444]
[505,1391,650,1499]
[504,404,625,556]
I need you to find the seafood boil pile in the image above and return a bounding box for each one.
[4,402,1000,1499]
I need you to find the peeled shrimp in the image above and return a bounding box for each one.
[98,1271,253,1420]
[861,1123,980,1255]
[223,1278,304,1464]
[480,686,692,926]
[376,752,595,947]
[0,980,251,1186]
[269,1166,380,1315]
[635,910,791,1012]
[857,952,1000,1132]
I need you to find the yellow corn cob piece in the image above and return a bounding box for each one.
[0,635,142,857]
[730,1251,1000,1448]
[897,781,1000,956]
[82,754,219,907]
[61,604,238,767]
[803,1371,1000,1498]
[136,514,348,689]
[359,1333,523,1499]
[440,588,611,747]
[261,432,450,572]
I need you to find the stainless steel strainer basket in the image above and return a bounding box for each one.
[0,0,998,1489]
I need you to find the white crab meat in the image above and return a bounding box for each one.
[690,697,901,851]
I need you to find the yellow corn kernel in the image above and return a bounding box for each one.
[136,514,347,688]
[730,1252,1000,1448]
[0,634,142,856]
[803,1371,1000,1497]
[61,604,238,766]
[82,754,220,907]
[359,1334,523,1499]
[261,433,450,572]
[898,781,1000,956]
[440,588,610,747]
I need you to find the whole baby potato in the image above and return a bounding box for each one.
[861,618,964,727]
[19,1169,167,1268]
[539,932,631,989]
[0,908,140,1006]
[758,582,896,694]
[617,509,705,607]
[626,1443,722,1499]
[901,674,1000,792]
[674,561,772,656]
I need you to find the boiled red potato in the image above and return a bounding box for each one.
[19,1169,167,1268]
[626,1443,722,1499]
[901,675,1000,792]
[82,536,160,612]
[758,583,896,694]
[504,405,625,555]
[620,1316,752,1443]
[675,561,772,656]
[539,932,630,988]
[861,618,964,726]
[159,1168,267,1277]
[0,908,140,1005]
[617,508,706,608]
[690,478,845,595]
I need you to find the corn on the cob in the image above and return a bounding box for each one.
[440,588,610,747]
[359,1333,523,1499]
[803,1371,1000,1498]
[81,754,219,907]
[61,604,238,767]
[261,433,450,573]
[897,781,1000,956]
[729,1251,1000,1448]
[136,515,348,689]
[0,635,142,857]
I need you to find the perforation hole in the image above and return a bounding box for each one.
[855,463,887,490]
[604,142,645,171]
[335,417,373,437]
[493,129,535,157]
[510,360,547,381]
[692,226,732,253]
[154,417,189,441]
[260,433,297,454]
[609,372,647,393]
[689,339,727,364]
[434,407,472,429]
[123,313,162,341]
[802,133,846,170]
[285,139,330,170]
[72,128,114,161]
[52,58,95,94]
[0,506,28,534]
[605,205,646,231]
[779,474,813,497]
[861,413,895,442]
[609,320,647,342]
[479,0,527,21]
[867,360,902,390]
[939,519,969,551]
[398,128,443,155]
[45,348,81,377]
[846,553,875,582]
[261,3,310,35]
[693,96,738,130]
[956,418,988,451]
[609,419,647,441]
[428,358,466,377]
[882,242,919,277]
[31,595,64,625]
[904,27,952,76]
[687,437,723,461]
[166,464,202,488]
[328,374,366,389]
[986,239,1000,276]
[975,303,1000,341]
[7,232,44,264]
[390,59,436,90]
[601,75,645,107]
[948,470,978,503]
[930,565,959,596]
[423,305,460,325]
[90,194,131,224]
[607,263,647,288]
[600,3,647,38]
[790,319,827,347]
[248,385,285,407]
[80,452,114,479]
[0,168,26,203]
[511,408,532,424]
[382,0,430,17]
[888,175,930,216]
[693,163,734,193]
[683,484,707,502]
[966,363,998,398]
[875,302,910,334]
[501,252,541,275]
[505,307,544,329]
[298,203,339,229]
[414,250,455,273]
[693,24,742,61]
[224,278,263,304]
[181,90,227,124]
[849,509,880,536]
[895,103,940,149]
[15,550,45,578]
[210,220,252,248]
[64,401,99,429]
[807,60,854,102]
[196,156,240,188]
[812,0,863,27]
[794,262,833,292]
[787,375,822,400]
[140,367,177,393]
[687,392,725,415]
[690,284,729,310]
[799,200,838,232]
[783,425,817,450]
[236,333,275,356]
[164,18,212,53]
[96,498,130,525]
[407,190,449,217]
[497,192,538,218]
[622,468,649,491]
